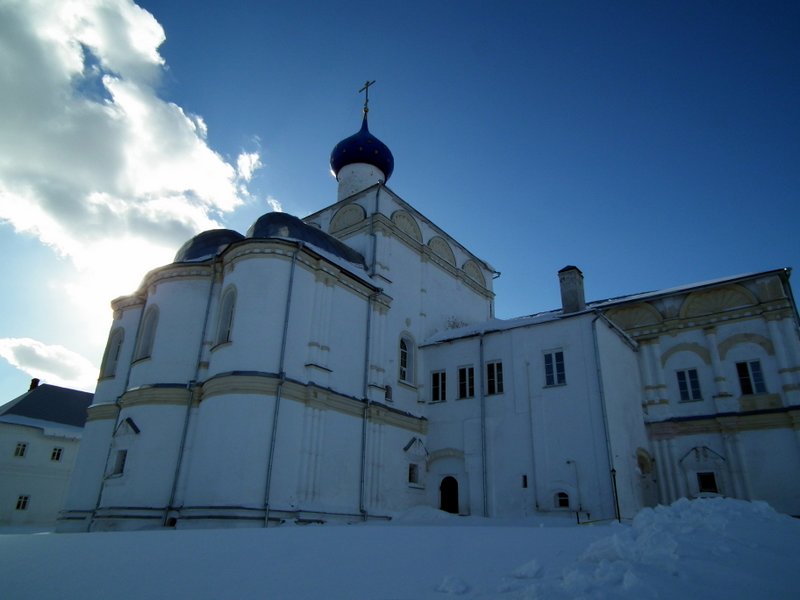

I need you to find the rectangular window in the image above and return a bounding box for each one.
[431,371,446,402]
[51,447,63,462]
[14,442,27,458]
[458,366,475,399]
[16,495,30,510]
[697,472,718,494]
[676,369,702,402]
[736,360,767,395]
[544,351,566,386]
[408,463,419,484]
[487,361,504,395]
[112,449,127,475]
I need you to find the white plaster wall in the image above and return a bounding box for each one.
[93,303,143,405]
[100,404,188,509]
[736,427,800,515]
[58,418,115,531]
[207,255,292,377]
[595,319,650,518]
[128,277,212,387]
[182,393,273,507]
[1,424,80,526]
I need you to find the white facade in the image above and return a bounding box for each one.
[58,115,800,532]
[1,384,92,527]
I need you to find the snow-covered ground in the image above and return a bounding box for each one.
[1,498,798,599]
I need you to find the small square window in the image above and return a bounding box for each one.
[51,447,63,462]
[14,442,27,458]
[697,472,718,494]
[16,495,30,511]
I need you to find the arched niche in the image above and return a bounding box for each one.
[660,342,712,367]
[462,260,485,287]
[679,284,757,319]
[391,210,423,243]
[718,333,775,361]
[605,303,663,330]
[329,203,366,233]
[428,236,456,266]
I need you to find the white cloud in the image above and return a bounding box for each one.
[236,151,262,182]
[0,338,98,392]
[0,0,261,285]
[267,196,283,212]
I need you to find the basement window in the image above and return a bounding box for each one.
[697,472,719,494]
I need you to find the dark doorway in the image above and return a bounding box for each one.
[440,476,459,514]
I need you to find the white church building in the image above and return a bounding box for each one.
[58,104,800,531]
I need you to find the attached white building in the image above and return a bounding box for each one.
[58,109,800,532]
[1,380,93,527]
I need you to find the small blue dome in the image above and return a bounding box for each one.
[174,229,245,262]
[247,212,366,268]
[330,115,394,181]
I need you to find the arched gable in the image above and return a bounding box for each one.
[462,260,485,287]
[605,303,663,330]
[679,284,757,318]
[329,204,366,233]
[391,210,422,242]
[428,236,456,266]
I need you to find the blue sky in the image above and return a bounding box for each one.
[0,1,798,402]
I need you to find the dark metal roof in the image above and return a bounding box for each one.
[330,115,394,181]
[174,229,245,262]
[1,384,94,428]
[247,212,367,268]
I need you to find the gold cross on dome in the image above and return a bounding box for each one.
[359,80,376,113]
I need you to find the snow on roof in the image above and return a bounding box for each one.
[0,413,84,439]
[587,268,789,309]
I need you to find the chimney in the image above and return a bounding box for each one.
[29,378,40,391]
[558,266,586,314]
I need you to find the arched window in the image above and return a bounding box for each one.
[554,491,570,509]
[134,306,159,361]
[216,287,237,345]
[100,328,125,378]
[399,336,415,384]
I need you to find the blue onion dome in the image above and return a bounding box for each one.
[247,212,366,268]
[329,114,394,181]
[174,229,245,262]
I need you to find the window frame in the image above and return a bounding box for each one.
[486,360,504,395]
[15,495,30,511]
[554,491,570,509]
[215,287,237,345]
[14,442,27,458]
[457,365,475,399]
[696,471,719,494]
[50,447,63,462]
[676,368,702,402]
[431,370,447,402]
[111,449,128,476]
[399,336,415,385]
[544,350,566,386]
[736,360,767,395]
[100,328,125,378]
[134,306,159,361]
